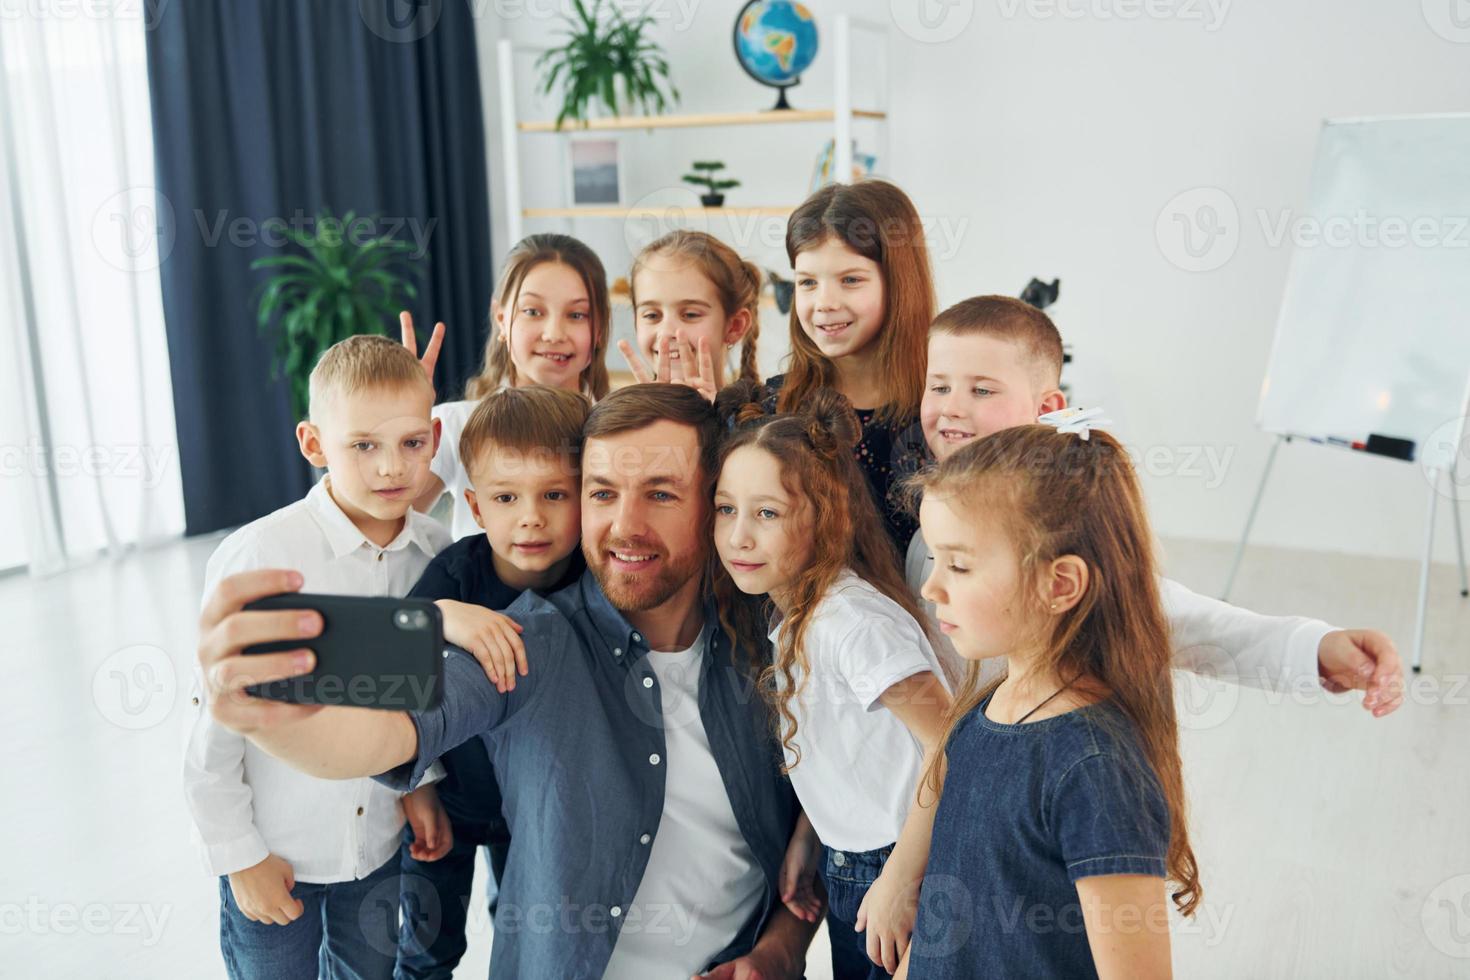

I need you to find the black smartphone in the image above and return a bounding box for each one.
[241,593,443,711]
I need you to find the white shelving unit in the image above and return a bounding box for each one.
[495,14,890,244]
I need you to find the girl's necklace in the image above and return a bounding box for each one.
[1014,673,1081,725]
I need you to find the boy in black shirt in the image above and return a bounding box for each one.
[396,385,589,978]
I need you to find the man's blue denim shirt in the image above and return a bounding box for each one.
[375,569,798,979]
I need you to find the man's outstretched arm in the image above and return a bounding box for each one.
[197,569,420,779]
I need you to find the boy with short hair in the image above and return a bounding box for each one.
[395,384,590,979]
[909,296,1402,713]
[183,334,451,980]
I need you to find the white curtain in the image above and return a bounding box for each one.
[0,4,184,576]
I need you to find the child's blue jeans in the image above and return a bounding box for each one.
[218,851,400,980]
[817,841,896,980]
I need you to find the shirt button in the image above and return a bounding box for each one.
[613,647,623,657]
[376,552,384,562]
[191,696,199,706]
[642,677,654,688]
[610,906,622,918]
[832,851,846,867]
[648,753,661,766]
[632,632,642,643]
[639,834,651,845]
[356,807,365,816]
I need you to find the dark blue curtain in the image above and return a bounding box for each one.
[146,0,491,535]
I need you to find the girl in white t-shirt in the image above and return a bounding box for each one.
[711,381,952,980]
[409,233,611,539]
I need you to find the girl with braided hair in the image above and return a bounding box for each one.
[618,229,763,401]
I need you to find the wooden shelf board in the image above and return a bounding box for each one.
[519,108,886,133]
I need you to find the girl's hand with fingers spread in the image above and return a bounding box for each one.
[435,599,528,693]
[617,332,719,403]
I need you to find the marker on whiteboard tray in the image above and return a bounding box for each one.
[1325,436,1364,450]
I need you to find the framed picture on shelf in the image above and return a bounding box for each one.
[566,137,624,206]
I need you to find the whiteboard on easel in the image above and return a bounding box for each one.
[1257,114,1470,472]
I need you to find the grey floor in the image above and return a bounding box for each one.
[4,532,1468,978]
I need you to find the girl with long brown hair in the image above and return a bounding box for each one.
[711,380,952,980]
[413,233,610,540]
[766,179,935,554]
[617,229,763,398]
[898,423,1200,980]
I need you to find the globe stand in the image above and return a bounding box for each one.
[768,83,796,111]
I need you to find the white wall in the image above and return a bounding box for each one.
[476,0,1470,566]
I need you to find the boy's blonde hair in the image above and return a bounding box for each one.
[460,384,591,482]
[931,296,1064,387]
[308,334,433,420]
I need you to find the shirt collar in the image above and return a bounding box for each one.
[577,568,723,662]
[307,477,440,560]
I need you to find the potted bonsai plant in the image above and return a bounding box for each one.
[536,0,679,129]
[251,210,422,420]
[683,161,740,207]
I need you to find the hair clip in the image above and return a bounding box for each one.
[1037,406,1112,441]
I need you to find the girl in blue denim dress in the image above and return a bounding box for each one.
[711,382,953,980]
[898,422,1202,979]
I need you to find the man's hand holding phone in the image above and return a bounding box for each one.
[199,569,324,736]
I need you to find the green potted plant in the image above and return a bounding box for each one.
[251,210,422,420]
[536,0,679,129]
[683,161,740,207]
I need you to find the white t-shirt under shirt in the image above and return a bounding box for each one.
[430,398,480,541]
[770,570,949,854]
[603,631,767,980]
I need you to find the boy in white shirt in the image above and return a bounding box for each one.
[908,296,1404,715]
[183,334,453,980]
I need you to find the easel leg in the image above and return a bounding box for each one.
[1223,435,1284,602]
[1451,460,1468,598]
[1412,469,1441,674]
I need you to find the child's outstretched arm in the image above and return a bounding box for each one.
[1076,875,1172,979]
[402,782,454,862]
[778,810,824,923]
[1159,576,1404,716]
[855,670,952,974]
